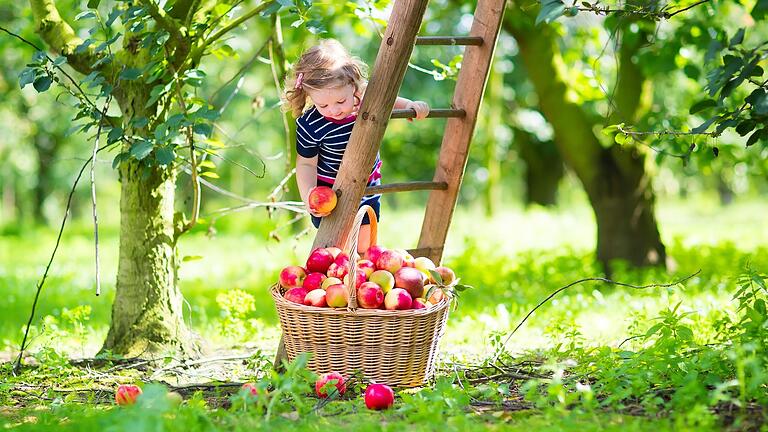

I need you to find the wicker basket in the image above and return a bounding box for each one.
[271,205,450,387]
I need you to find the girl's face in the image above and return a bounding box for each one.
[306,84,359,121]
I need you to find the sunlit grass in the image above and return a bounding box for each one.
[0,196,766,362]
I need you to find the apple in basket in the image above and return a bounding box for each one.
[315,372,346,398]
[394,267,426,299]
[357,282,385,309]
[364,245,387,265]
[327,262,348,279]
[284,287,310,304]
[303,272,326,291]
[364,384,394,410]
[306,248,335,274]
[356,259,376,278]
[413,257,436,278]
[325,246,343,259]
[412,298,431,310]
[369,270,395,294]
[427,287,446,305]
[304,289,327,307]
[384,288,412,310]
[343,271,366,289]
[376,250,404,274]
[279,265,306,289]
[321,277,342,290]
[326,283,349,308]
[430,266,456,285]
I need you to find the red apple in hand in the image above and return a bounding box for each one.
[315,372,346,398]
[306,248,335,274]
[357,282,384,309]
[115,384,142,406]
[364,384,394,410]
[279,266,306,289]
[308,186,337,214]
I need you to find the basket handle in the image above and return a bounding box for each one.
[342,205,378,310]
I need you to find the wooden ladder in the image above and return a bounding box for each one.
[276,0,507,366]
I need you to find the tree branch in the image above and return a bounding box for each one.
[29,0,105,75]
[194,2,270,62]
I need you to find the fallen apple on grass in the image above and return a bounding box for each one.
[115,384,142,406]
[364,383,394,410]
[315,372,346,398]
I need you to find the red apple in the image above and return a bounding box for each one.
[427,287,446,304]
[325,246,343,259]
[326,283,349,308]
[369,270,395,294]
[308,186,337,214]
[241,382,260,396]
[279,265,306,289]
[327,262,348,279]
[357,282,385,309]
[315,372,346,398]
[376,250,404,273]
[394,267,426,299]
[412,298,431,310]
[413,257,436,278]
[431,266,456,285]
[304,288,327,307]
[115,384,142,406]
[384,288,412,310]
[364,384,394,410]
[306,248,335,274]
[284,287,310,304]
[364,245,387,265]
[343,271,366,289]
[356,260,376,278]
[303,272,326,291]
[321,276,342,290]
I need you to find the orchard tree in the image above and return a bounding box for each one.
[18,0,312,357]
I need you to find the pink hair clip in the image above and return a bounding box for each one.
[294,72,304,90]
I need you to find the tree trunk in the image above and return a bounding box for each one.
[516,130,563,206]
[505,3,666,271]
[31,133,60,224]
[102,160,199,357]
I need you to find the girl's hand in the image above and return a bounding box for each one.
[406,101,430,120]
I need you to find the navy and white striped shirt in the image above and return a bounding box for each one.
[296,107,382,201]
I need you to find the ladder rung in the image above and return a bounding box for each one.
[391,108,466,119]
[365,181,448,195]
[416,36,484,46]
[406,246,444,259]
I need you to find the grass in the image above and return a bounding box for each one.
[0,195,766,430]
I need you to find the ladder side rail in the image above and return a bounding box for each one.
[417,0,508,264]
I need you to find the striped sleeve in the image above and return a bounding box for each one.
[296,116,319,158]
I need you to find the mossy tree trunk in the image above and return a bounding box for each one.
[505,2,666,271]
[516,129,563,206]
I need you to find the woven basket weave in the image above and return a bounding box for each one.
[271,205,450,387]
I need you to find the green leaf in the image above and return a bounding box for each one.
[18,68,37,88]
[193,123,213,137]
[536,0,566,25]
[692,116,717,134]
[260,1,283,16]
[735,120,756,136]
[753,0,768,20]
[112,152,128,169]
[676,326,694,341]
[33,75,52,93]
[107,126,123,143]
[746,130,761,147]
[155,146,175,166]
[614,133,628,145]
[428,269,443,285]
[729,28,745,47]
[645,323,663,337]
[201,171,220,179]
[87,0,101,8]
[130,140,154,160]
[119,68,142,81]
[75,10,97,20]
[689,99,717,115]
[182,255,203,262]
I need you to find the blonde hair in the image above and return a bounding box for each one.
[283,39,368,117]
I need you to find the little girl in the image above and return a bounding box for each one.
[283,39,429,252]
